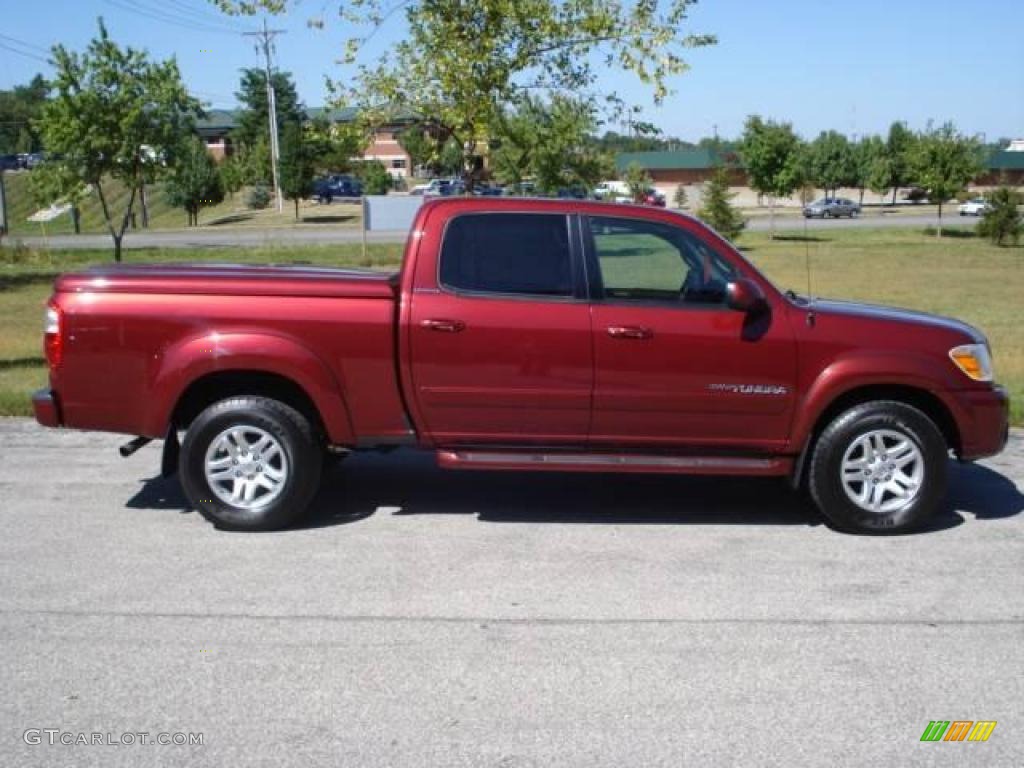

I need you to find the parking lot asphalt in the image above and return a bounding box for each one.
[1,418,1021,767]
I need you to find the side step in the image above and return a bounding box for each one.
[436,450,792,476]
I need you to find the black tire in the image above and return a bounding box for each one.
[179,396,322,531]
[808,400,948,534]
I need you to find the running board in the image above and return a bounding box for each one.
[436,450,792,476]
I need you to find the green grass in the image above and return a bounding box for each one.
[0,228,1020,426]
[1,171,362,236]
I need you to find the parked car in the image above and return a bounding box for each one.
[33,198,1008,534]
[803,198,860,218]
[903,187,929,204]
[642,189,667,207]
[0,154,21,171]
[594,180,631,202]
[555,186,591,200]
[958,197,990,217]
[313,175,362,203]
[472,183,504,197]
[411,178,460,196]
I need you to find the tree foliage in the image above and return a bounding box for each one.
[0,74,48,154]
[739,115,802,237]
[234,68,305,150]
[909,121,983,237]
[278,122,316,219]
[804,130,854,196]
[35,19,200,260]
[165,136,225,226]
[491,95,612,193]
[622,162,653,202]
[354,159,392,194]
[977,187,1022,246]
[325,0,713,187]
[867,122,915,204]
[697,166,745,241]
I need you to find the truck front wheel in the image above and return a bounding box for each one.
[808,401,948,533]
[179,396,322,531]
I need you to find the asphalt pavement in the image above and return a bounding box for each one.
[1,418,1021,767]
[6,211,973,250]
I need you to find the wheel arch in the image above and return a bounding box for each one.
[790,383,961,489]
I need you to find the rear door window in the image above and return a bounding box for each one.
[439,213,574,297]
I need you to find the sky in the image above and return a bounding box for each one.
[0,0,1021,142]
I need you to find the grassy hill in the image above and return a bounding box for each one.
[0,170,356,236]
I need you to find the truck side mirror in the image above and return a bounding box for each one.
[725,278,768,314]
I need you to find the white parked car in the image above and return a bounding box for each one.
[958,197,990,216]
[594,180,632,203]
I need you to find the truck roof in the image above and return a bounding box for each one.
[419,195,699,223]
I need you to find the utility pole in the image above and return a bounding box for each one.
[244,19,286,213]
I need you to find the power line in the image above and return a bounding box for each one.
[0,33,50,55]
[163,0,256,31]
[0,41,49,65]
[102,0,245,37]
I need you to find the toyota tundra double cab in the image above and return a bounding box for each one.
[33,198,1009,533]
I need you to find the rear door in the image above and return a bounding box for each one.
[408,212,593,446]
[585,214,797,452]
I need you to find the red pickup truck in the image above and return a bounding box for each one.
[33,198,1008,533]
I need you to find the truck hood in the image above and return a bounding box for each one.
[808,298,985,342]
[55,262,399,300]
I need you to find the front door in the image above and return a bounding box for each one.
[585,214,797,452]
[409,212,593,446]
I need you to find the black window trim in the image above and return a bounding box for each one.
[580,213,736,312]
[436,211,588,304]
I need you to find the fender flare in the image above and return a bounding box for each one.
[144,331,356,444]
[790,351,965,453]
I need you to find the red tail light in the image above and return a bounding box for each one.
[44,300,64,369]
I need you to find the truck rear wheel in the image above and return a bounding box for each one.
[179,396,322,531]
[808,400,948,533]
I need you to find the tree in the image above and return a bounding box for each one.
[397,124,438,176]
[233,68,305,151]
[697,166,745,241]
[673,184,688,210]
[491,95,612,194]
[623,162,653,202]
[309,0,715,190]
[870,121,915,205]
[219,155,244,199]
[0,74,49,155]
[977,187,1022,246]
[307,114,366,174]
[354,159,391,195]
[739,116,803,238]
[35,20,199,260]
[804,130,854,198]
[854,135,886,204]
[909,121,983,238]
[165,137,225,226]
[277,123,316,219]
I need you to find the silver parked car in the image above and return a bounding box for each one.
[803,197,861,218]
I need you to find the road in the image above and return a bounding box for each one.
[6,211,974,250]
[1,418,1021,767]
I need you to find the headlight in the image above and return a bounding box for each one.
[949,343,993,382]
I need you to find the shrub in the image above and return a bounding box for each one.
[354,160,392,195]
[977,187,1023,246]
[697,167,746,241]
[673,184,688,209]
[246,184,271,210]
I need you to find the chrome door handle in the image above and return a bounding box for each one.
[421,318,466,333]
[606,325,653,340]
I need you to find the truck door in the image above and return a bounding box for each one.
[407,211,593,445]
[584,214,797,452]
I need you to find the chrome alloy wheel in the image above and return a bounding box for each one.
[840,429,924,514]
[204,425,288,510]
